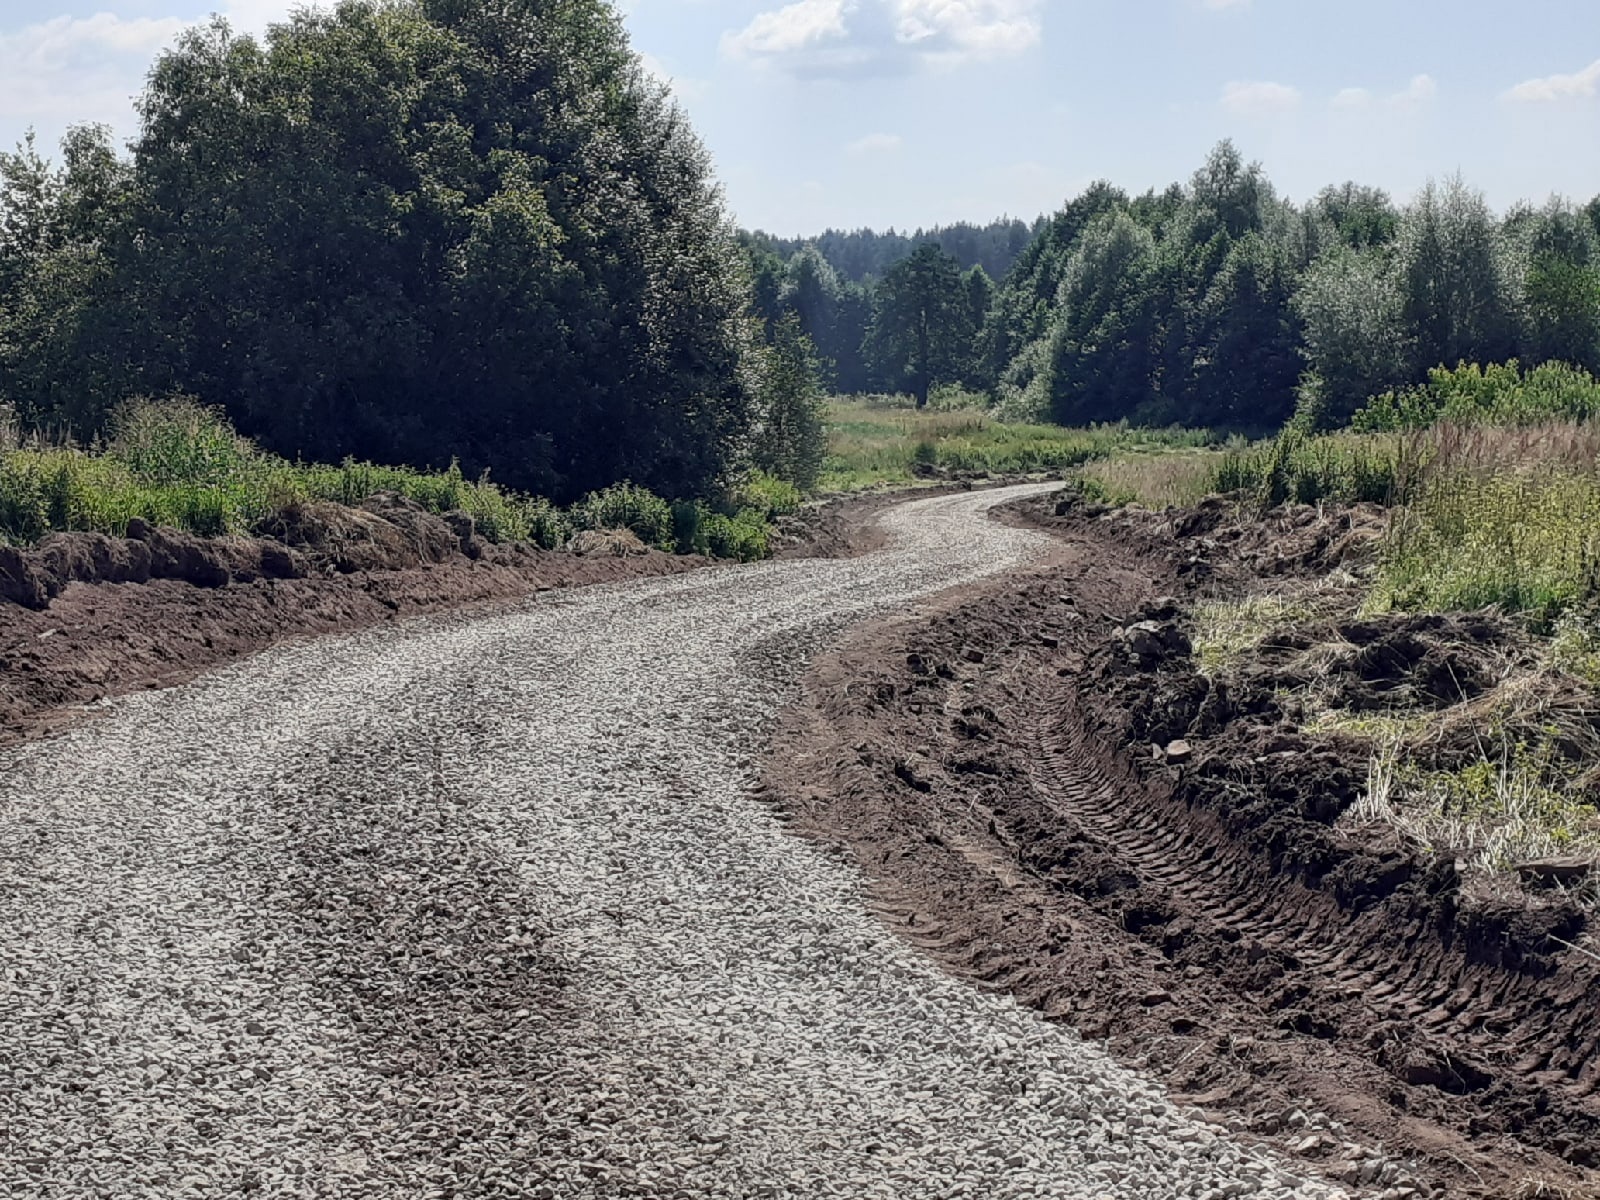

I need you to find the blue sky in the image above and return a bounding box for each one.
[2,0,1597,236]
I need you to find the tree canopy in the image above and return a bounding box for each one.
[1,0,756,502]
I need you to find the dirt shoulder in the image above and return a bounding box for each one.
[763,491,1600,1200]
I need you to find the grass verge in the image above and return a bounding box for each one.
[820,395,1212,492]
[0,399,793,561]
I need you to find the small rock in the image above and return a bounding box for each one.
[1164,740,1193,765]
[961,647,986,664]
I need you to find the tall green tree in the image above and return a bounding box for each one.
[15,0,753,502]
[0,126,129,431]
[865,244,973,406]
[1041,211,1159,426]
[1309,183,1399,250]
[1396,177,1519,376]
[979,182,1126,388]
[1293,246,1408,427]
[1187,233,1303,429]
[1516,199,1600,372]
[750,314,826,491]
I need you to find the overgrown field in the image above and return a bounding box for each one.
[821,394,1211,491]
[0,400,796,561]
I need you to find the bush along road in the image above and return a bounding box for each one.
[0,484,1359,1199]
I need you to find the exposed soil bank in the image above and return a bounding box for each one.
[764,491,1600,1199]
[0,493,710,747]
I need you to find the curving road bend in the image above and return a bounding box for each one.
[0,485,1344,1200]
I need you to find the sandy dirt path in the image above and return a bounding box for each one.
[0,485,1347,1199]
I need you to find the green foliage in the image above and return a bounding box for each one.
[747,218,1038,286]
[865,244,978,407]
[1292,246,1408,429]
[1353,361,1600,432]
[735,470,804,520]
[751,315,828,492]
[1,0,753,504]
[1396,177,1520,377]
[0,400,773,559]
[568,483,676,551]
[1308,182,1399,250]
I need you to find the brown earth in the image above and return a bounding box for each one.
[764,490,1600,1200]
[0,493,710,748]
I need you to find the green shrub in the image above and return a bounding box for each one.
[109,397,256,486]
[1207,429,1419,507]
[701,507,770,562]
[1353,360,1600,432]
[568,482,675,550]
[0,401,768,559]
[736,470,804,520]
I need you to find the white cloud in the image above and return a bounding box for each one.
[1219,80,1301,116]
[893,0,1042,58]
[722,0,1041,74]
[846,131,902,155]
[1330,73,1437,111]
[0,4,298,146]
[721,0,851,59]
[1504,58,1600,103]
[1395,73,1437,104]
[0,12,187,122]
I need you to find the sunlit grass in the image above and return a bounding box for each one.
[1356,731,1600,873]
[0,398,791,560]
[821,395,1212,492]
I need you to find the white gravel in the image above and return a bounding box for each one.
[0,484,1354,1199]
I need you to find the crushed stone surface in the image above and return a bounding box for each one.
[0,484,1355,1199]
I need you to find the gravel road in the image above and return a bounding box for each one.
[0,485,1352,1200]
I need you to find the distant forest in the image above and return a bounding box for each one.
[744,218,1044,285]
[749,143,1600,425]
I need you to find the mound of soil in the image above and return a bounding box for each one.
[766,490,1600,1198]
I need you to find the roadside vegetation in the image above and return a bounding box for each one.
[821,394,1210,491]
[0,399,795,561]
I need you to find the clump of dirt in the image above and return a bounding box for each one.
[1006,489,1389,587]
[766,489,1600,1198]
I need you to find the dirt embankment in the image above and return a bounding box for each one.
[0,493,714,747]
[765,491,1600,1199]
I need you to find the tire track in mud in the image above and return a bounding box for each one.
[1029,690,1600,1108]
[1024,694,1587,1088]
[766,519,1600,1199]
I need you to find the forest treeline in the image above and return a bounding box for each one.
[745,219,1041,286]
[0,0,822,506]
[749,142,1600,427]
